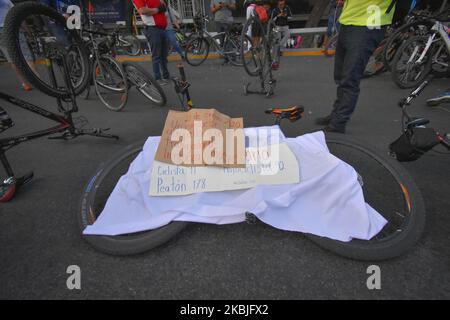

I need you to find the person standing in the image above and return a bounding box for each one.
[132,0,170,85]
[162,0,184,60]
[315,0,395,133]
[271,0,292,69]
[211,0,236,63]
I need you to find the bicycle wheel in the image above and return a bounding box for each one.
[78,142,188,256]
[93,56,128,112]
[3,1,90,98]
[305,133,425,261]
[120,35,141,56]
[224,34,248,67]
[185,36,209,66]
[122,61,167,107]
[241,16,267,77]
[391,35,433,89]
[382,19,433,71]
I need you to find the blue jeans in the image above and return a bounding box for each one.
[166,29,184,58]
[144,26,169,80]
[328,25,386,130]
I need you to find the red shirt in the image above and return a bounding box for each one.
[132,0,168,29]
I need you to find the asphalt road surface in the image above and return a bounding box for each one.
[1,56,449,299]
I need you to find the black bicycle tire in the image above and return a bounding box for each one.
[185,36,210,66]
[223,34,244,67]
[241,16,267,77]
[306,132,426,261]
[78,141,188,256]
[391,35,433,89]
[93,55,129,112]
[122,61,167,106]
[3,2,90,98]
[382,19,434,71]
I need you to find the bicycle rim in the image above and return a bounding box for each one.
[122,61,166,106]
[306,133,425,261]
[185,36,209,66]
[79,142,188,256]
[93,56,128,111]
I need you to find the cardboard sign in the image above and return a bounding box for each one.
[155,109,245,168]
[149,143,300,196]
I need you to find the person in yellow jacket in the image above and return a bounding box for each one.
[316,0,395,133]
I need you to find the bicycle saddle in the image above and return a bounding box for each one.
[406,117,430,129]
[0,106,13,133]
[265,106,304,122]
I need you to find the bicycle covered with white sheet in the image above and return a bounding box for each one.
[78,68,426,261]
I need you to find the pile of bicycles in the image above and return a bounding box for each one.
[81,20,167,111]
[363,9,449,88]
[184,13,250,67]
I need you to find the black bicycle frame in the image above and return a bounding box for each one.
[0,92,72,151]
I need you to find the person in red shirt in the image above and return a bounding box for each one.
[132,0,170,85]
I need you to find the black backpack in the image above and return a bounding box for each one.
[387,0,418,24]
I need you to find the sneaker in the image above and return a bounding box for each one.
[427,92,450,107]
[157,79,169,86]
[323,125,346,134]
[315,115,332,126]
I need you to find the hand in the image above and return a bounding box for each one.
[158,4,167,13]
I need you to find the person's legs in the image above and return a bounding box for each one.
[167,29,184,58]
[316,27,346,125]
[144,27,163,80]
[160,29,170,80]
[327,26,385,132]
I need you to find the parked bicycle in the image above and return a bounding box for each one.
[83,22,167,109]
[82,25,129,111]
[185,14,250,67]
[90,20,142,57]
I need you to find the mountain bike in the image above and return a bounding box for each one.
[79,66,426,262]
[185,14,251,67]
[82,27,129,111]
[0,2,118,202]
[391,18,450,88]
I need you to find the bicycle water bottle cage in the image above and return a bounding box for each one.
[0,107,14,133]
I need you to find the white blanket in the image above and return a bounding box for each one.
[83,130,387,241]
